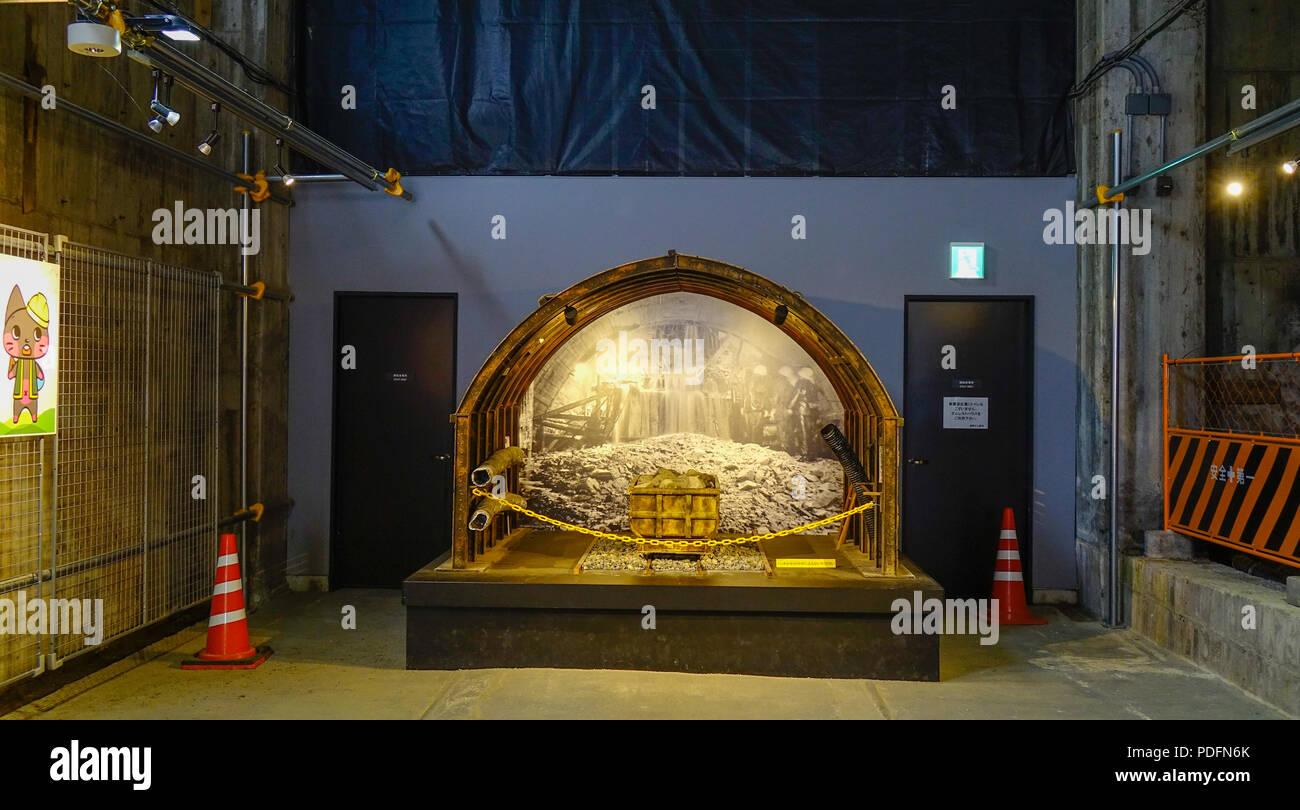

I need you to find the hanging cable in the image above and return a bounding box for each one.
[1068,0,1201,100]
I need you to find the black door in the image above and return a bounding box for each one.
[331,293,457,588]
[903,297,1033,599]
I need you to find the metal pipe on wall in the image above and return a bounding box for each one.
[1078,96,1300,207]
[240,130,250,589]
[265,174,347,184]
[1106,129,1122,628]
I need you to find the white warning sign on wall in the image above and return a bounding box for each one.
[943,396,988,430]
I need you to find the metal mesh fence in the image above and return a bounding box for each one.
[47,242,219,665]
[1,226,220,682]
[52,244,150,660]
[1166,355,1300,439]
[0,437,47,686]
[0,225,50,686]
[143,262,219,625]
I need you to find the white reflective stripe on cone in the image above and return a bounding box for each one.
[999,530,1017,539]
[212,579,243,595]
[217,553,239,567]
[208,608,247,627]
[996,550,1020,560]
[993,571,1024,581]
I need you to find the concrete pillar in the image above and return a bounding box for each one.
[1074,0,1206,619]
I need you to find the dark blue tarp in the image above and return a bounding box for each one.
[297,1,1075,176]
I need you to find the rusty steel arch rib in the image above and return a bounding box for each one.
[450,252,901,574]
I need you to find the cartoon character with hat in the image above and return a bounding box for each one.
[5,284,50,425]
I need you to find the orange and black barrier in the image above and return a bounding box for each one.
[1164,353,1300,568]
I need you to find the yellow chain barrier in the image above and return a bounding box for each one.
[470,487,875,550]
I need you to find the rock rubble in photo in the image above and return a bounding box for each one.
[521,432,845,537]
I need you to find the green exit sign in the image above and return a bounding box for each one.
[950,242,985,279]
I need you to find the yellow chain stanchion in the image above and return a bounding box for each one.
[469,488,875,550]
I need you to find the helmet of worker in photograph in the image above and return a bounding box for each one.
[778,365,795,382]
[751,364,767,376]
[797,366,815,381]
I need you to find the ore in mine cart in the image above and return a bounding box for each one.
[627,467,721,555]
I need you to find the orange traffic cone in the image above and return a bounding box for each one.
[182,533,272,670]
[990,508,1047,626]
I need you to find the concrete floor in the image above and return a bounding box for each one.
[4,589,1290,720]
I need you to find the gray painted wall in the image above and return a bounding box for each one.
[287,176,1079,588]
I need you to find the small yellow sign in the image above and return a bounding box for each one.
[774,558,836,569]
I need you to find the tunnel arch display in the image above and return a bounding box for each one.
[451,252,901,574]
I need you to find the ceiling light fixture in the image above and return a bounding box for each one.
[67,20,122,58]
[131,14,202,43]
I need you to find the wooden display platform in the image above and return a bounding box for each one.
[404,529,943,680]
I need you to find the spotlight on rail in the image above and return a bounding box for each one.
[148,72,180,127]
[274,138,295,186]
[197,130,220,155]
[149,99,180,127]
[147,115,165,134]
[1226,180,1244,197]
[67,21,122,58]
[196,102,221,155]
[1283,158,1298,176]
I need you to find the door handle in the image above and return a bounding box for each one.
[906,458,928,465]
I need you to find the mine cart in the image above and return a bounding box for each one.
[627,468,721,555]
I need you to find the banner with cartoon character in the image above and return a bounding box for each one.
[1,255,58,438]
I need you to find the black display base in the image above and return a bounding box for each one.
[404,531,943,680]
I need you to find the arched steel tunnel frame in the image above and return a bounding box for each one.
[451,252,901,575]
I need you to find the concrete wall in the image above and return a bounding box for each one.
[1073,0,1207,617]
[0,2,293,606]
[1129,556,1299,717]
[286,175,1079,589]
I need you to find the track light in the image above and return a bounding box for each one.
[147,71,179,129]
[1283,158,1299,175]
[275,138,295,186]
[147,116,164,133]
[196,102,220,155]
[197,130,220,155]
[1226,181,1244,197]
[149,99,180,126]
